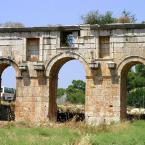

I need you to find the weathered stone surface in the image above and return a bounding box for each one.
[0,24,145,125]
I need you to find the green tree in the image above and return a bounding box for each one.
[127,64,145,91]
[57,88,66,98]
[101,11,117,24]
[81,10,117,25]
[66,80,85,104]
[127,88,145,108]
[82,9,136,25]
[135,64,145,77]
[127,64,145,107]
[127,70,137,91]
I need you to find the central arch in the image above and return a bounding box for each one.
[45,52,91,121]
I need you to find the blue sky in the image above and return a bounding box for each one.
[0,0,145,26]
[1,0,145,88]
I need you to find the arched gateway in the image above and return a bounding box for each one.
[45,52,91,121]
[0,24,145,124]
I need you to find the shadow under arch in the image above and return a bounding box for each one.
[45,52,91,121]
[118,56,145,120]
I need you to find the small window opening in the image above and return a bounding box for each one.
[99,36,110,58]
[60,31,75,47]
[26,38,39,61]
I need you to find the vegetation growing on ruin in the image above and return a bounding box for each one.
[81,9,136,24]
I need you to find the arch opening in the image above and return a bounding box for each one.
[0,59,18,121]
[120,60,145,120]
[47,55,89,122]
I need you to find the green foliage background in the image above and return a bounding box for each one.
[57,64,145,107]
[57,80,85,104]
[127,64,145,107]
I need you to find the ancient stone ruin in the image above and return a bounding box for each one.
[0,24,145,124]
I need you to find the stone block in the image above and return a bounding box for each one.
[0,24,144,124]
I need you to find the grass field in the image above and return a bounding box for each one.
[0,120,145,145]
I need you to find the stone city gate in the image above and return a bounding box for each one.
[0,24,145,124]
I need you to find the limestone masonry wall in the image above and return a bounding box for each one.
[0,24,145,124]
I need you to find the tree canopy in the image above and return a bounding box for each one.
[57,88,66,98]
[66,80,85,104]
[81,9,136,24]
[127,64,145,107]
[81,10,117,25]
[57,80,85,104]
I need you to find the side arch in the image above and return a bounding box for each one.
[0,57,20,77]
[117,56,145,120]
[117,56,145,76]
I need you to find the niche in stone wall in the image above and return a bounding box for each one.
[26,38,39,61]
[60,31,79,47]
[99,36,110,58]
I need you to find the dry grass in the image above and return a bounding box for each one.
[0,120,145,145]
